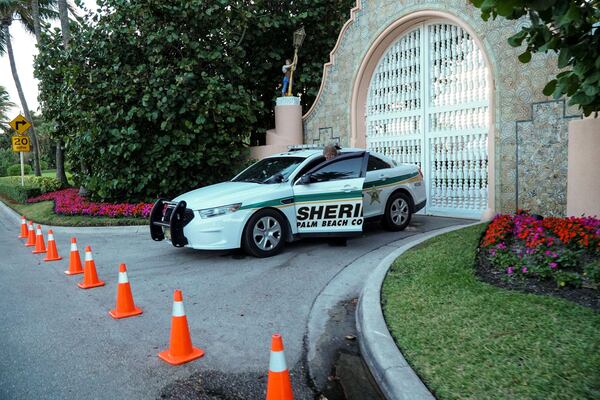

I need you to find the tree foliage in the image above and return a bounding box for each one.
[37,0,265,201]
[36,0,354,202]
[233,0,355,142]
[0,85,15,130]
[470,0,600,116]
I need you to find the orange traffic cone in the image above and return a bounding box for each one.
[158,289,204,365]
[18,216,28,239]
[109,263,143,319]
[43,230,62,262]
[25,221,36,247]
[32,225,47,254]
[64,238,83,275]
[266,334,294,400]
[77,246,105,289]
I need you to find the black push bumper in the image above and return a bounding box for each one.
[149,199,194,247]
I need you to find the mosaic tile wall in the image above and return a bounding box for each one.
[302,0,580,215]
[516,100,580,216]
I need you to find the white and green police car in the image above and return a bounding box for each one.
[150,147,426,257]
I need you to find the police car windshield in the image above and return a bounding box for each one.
[233,157,304,184]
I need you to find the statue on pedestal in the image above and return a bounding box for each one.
[279,27,306,98]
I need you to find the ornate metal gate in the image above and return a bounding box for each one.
[366,22,489,219]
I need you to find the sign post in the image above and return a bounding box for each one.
[20,152,24,186]
[9,114,32,187]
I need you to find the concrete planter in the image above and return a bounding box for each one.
[567,117,600,217]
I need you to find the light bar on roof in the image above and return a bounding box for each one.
[287,144,325,150]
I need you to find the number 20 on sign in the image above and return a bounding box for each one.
[12,135,31,152]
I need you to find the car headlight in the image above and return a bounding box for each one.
[197,203,242,219]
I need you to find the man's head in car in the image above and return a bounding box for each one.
[323,144,338,161]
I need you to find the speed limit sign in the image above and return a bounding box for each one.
[12,135,31,152]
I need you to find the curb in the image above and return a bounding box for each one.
[356,222,480,400]
[305,240,410,390]
[0,199,147,234]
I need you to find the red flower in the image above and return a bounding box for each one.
[27,189,153,219]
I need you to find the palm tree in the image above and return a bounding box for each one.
[0,0,57,175]
[0,84,16,133]
[53,0,68,185]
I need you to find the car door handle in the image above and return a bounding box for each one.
[379,174,387,180]
[342,185,358,192]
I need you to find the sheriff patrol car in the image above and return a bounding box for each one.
[150,147,426,257]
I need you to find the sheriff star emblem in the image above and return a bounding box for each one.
[367,187,382,204]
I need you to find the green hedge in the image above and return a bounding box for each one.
[0,176,61,203]
[6,164,32,176]
[0,183,41,203]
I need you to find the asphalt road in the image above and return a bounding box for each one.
[0,204,469,399]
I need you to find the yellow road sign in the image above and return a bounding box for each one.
[9,114,32,134]
[12,135,31,152]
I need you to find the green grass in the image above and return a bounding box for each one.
[2,199,147,227]
[382,224,600,400]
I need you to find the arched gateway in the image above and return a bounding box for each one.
[303,1,574,218]
[364,21,490,218]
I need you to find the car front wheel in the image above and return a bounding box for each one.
[382,192,412,231]
[242,209,286,258]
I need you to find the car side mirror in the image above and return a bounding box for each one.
[265,173,284,184]
[300,174,313,184]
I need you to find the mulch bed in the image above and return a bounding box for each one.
[475,249,599,311]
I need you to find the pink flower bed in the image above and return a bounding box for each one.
[28,188,153,218]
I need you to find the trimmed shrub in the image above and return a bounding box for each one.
[0,148,18,177]
[6,164,32,176]
[0,176,62,203]
[0,182,41,203]
[32,176,62,193]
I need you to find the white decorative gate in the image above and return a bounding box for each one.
[366,22,489,219]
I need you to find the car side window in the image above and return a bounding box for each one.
[367,155,391,172]
[310,156,363,182]
[293,156,326,181]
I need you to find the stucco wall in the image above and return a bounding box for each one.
[303,0,577,214]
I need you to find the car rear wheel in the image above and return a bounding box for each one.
[242,209,286,258]
[382,192,412,231]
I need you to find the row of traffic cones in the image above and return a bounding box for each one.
[17,216,294,398]
[20,217,62,261]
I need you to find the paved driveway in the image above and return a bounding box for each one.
[0,205,469,399]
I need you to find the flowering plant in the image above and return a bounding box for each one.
[481,212,599,289]
[27,189,152,219]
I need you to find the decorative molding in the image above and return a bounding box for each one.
[276,96,301,106]
[313,127,340,144]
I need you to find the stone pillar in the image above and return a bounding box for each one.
[270,96,303,146]
[567,117,600,217]
[249,96,303,160]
